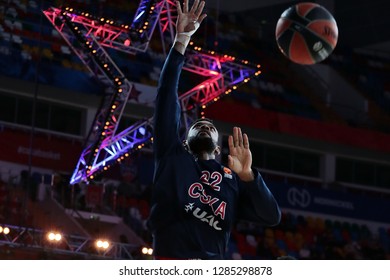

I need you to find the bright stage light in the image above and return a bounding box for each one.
[2,227,10,235]
[47,231,62,242]
[96,239,110,249]
[141,246,153,255]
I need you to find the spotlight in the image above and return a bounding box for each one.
[141,246,153,255]
[47,231,62,242]
[0,226,10,235]
[4,227,10,235]
[55,233,62,241]
[96,239,110,249]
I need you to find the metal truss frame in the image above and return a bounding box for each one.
[0,224,138,259]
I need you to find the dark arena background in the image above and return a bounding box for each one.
[0,0,390,260]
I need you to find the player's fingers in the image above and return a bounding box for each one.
[233,127,239,147]
[243,133,250,149]
[198,13,207,24]
[190,0,199,14]
[189,0,199,14]
[176,1,182,15]
[195,0,205,17]
[228,135,234,151]
[238,127,243,146]
[183,0,189,13]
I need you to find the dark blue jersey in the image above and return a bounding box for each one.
[147,48,281,259]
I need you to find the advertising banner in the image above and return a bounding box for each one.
[268,181,390,224]
[0,127,82,172]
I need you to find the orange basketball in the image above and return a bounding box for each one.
[275,2,338,65]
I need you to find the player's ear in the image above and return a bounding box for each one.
[214,145,221,156]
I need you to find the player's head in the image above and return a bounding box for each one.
[186,118,220,157]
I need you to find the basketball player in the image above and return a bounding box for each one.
[147,0,281,259]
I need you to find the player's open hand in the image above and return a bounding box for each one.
[176,0,207,35]
[228,127,254,182]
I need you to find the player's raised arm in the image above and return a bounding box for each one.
[153,1,207,158]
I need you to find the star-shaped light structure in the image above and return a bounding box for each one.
[43,0,261,184]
